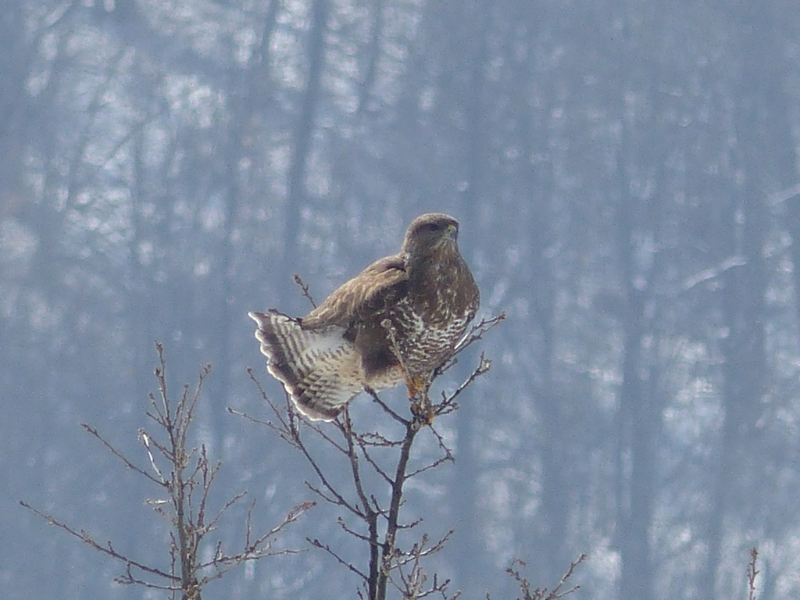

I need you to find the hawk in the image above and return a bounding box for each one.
[249,212,480,421]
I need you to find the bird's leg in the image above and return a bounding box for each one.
[381,318,435,425]
[382,318,415,394]
[406,374,435,425]
[404,373,425,398]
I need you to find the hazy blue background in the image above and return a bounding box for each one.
[3,1,800,598]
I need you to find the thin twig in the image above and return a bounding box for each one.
[293,273,317,308]
[24,344,306,597]
[308,537,369,581]
[505,554,586,600]
[747,547,759,600]
[365,386,408,424]
[245,304,503,600]
[81,424,163,485]
[19,501,179,582]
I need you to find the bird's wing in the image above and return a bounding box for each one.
[301,254,407,329]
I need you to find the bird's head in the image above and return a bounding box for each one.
[402,213,460,259]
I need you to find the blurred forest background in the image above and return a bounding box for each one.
[3,0,800,598]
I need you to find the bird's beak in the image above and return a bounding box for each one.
[446,223,458,241]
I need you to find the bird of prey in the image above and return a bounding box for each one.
[249,212,479,421]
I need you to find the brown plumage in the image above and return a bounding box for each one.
[249,213,480,421]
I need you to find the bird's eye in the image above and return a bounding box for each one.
[425,223,441,232]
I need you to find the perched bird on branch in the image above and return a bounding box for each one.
[249,213,480,421]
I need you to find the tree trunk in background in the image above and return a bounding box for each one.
[527,202,568,584]
[0,1,28,211]
[517,67,568,583]
[702,5,775,596]
[207,2,280,457]
[357,0,384,115]
[704,192,768,599]
[614,195,656,600]
[281,0,328,301]
[454,0,490,593]
[759,6,800,327]
[703,2,791,596]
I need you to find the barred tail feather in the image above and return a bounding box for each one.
[248,311,363,421]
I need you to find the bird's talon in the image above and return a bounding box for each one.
[410,398,436,426]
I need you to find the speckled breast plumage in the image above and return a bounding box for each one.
[388,273,478,382]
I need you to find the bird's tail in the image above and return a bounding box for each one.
[248,311,363,421]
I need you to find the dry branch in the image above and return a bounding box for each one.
[501,554,586,600]
[22,343,307,599]
[747,547,759,600]
[246,311,504,600]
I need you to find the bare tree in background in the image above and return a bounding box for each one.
[22,343,311,600]
[494,555,586,600]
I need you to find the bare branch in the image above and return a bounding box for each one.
[138,429,166,483]
[451,312,506,358]
[504,554,586,600]
[293,273,318,307]
[243,375,367,519]
[680,255,747,293]
[308,537,369,581]
[353,430,394,486]
[434,352,492,419]
[201,489,247,537]
[337,516,374,543]
[25,344,306,597]
[246,304,504,600]
[195,500,315,585]
[386,532,459,600]
[770,182,800,205]
[341,410,384,593]
[19,501,179,583]
[305,480,363,516]
[405,448,454,480]
[374,419,419,597]
[366,386,408,424]
[81,423,163,486]
[747,547,759,600]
